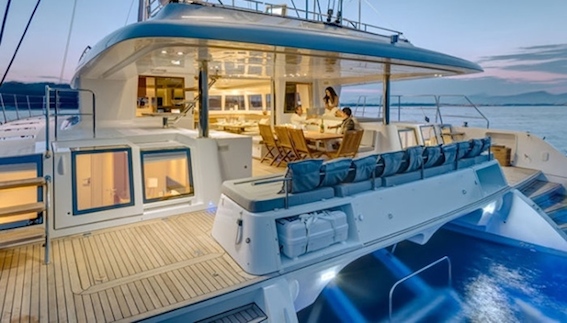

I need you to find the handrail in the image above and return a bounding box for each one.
[351,94,490,128]
[143,0,405,38]
[0,92,48,124]
[44,86,96,157]
[388,256,452,321]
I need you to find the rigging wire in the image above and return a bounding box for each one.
[59,0,78,83]
[0,0,42,87]
[126,0,136,26]
[0,0,13,47]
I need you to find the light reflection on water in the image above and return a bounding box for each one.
[298,229,567,322]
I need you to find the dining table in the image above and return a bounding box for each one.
[303,131,343,154]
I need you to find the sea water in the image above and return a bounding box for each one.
[353,105,567,155]
[298,229,567,322]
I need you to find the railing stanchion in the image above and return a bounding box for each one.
[0,93,7,124]
[13,94,20,120]
[44,175,51,265]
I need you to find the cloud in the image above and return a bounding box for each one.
[477,43,567,78]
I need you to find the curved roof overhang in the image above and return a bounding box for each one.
[72,3,482,87]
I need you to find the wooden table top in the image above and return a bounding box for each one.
[303,131,343,141]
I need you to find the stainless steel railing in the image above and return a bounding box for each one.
[351,94,490,128]
[141,0,405,39]
[388,255,452,321]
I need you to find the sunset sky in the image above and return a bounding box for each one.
[1,0,566,97]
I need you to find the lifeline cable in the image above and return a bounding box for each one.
[0,0,12,47]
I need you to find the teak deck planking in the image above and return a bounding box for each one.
[0,210,267,322]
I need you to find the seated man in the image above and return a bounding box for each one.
[290,105,316,129]
[327,107,356,150]
[328,107,355,134]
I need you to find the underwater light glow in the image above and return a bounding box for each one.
[321,269,337,282]
[483,201,497,215]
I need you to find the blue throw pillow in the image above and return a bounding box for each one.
[345,154,379,182]
[280,159,324,193]
[320,158,352,187]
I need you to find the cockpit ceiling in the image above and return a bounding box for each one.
[79,37,467,85]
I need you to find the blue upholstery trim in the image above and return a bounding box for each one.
[423,145,443,168]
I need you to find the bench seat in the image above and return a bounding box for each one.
[221,174,335,213]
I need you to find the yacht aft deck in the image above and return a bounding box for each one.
[0,210,268,322]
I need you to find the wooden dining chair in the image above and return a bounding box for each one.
[327,129,364,159]
[258,124,282,165]
[274,126,297,166]
[288,128,324,159]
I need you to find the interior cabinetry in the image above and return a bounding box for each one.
[137,76,184,117]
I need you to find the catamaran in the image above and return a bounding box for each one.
[1,0,566,321]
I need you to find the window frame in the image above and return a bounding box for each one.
[71,146,135,215]
[140,147,195,203]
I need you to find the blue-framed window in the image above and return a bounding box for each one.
[141,148,194,203]
[0,154,43,230]
[71,146,134,215]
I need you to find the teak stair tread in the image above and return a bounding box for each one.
[0,202,45,217]
[0,226,45,248]
[0,177,45,190]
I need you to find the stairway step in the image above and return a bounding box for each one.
[528,181,563,203]
[0,177,45,190]
[196,303,266,323]
[0,202,45,218]
[0,226,45,249]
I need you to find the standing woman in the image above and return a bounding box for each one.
[322,86,340,117]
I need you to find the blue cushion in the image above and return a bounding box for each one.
[380,151,406,177]
[222,174,335,212]
[281,159,324,193]
[335,179,381,197]
[345,154,379,183]
[320,158,352,187]
[423,145,443,168]
[404,146,424,173]
[456,141,471,160]
[465,139,483,158]
[441,143,457,165]
[480,137,491,153]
